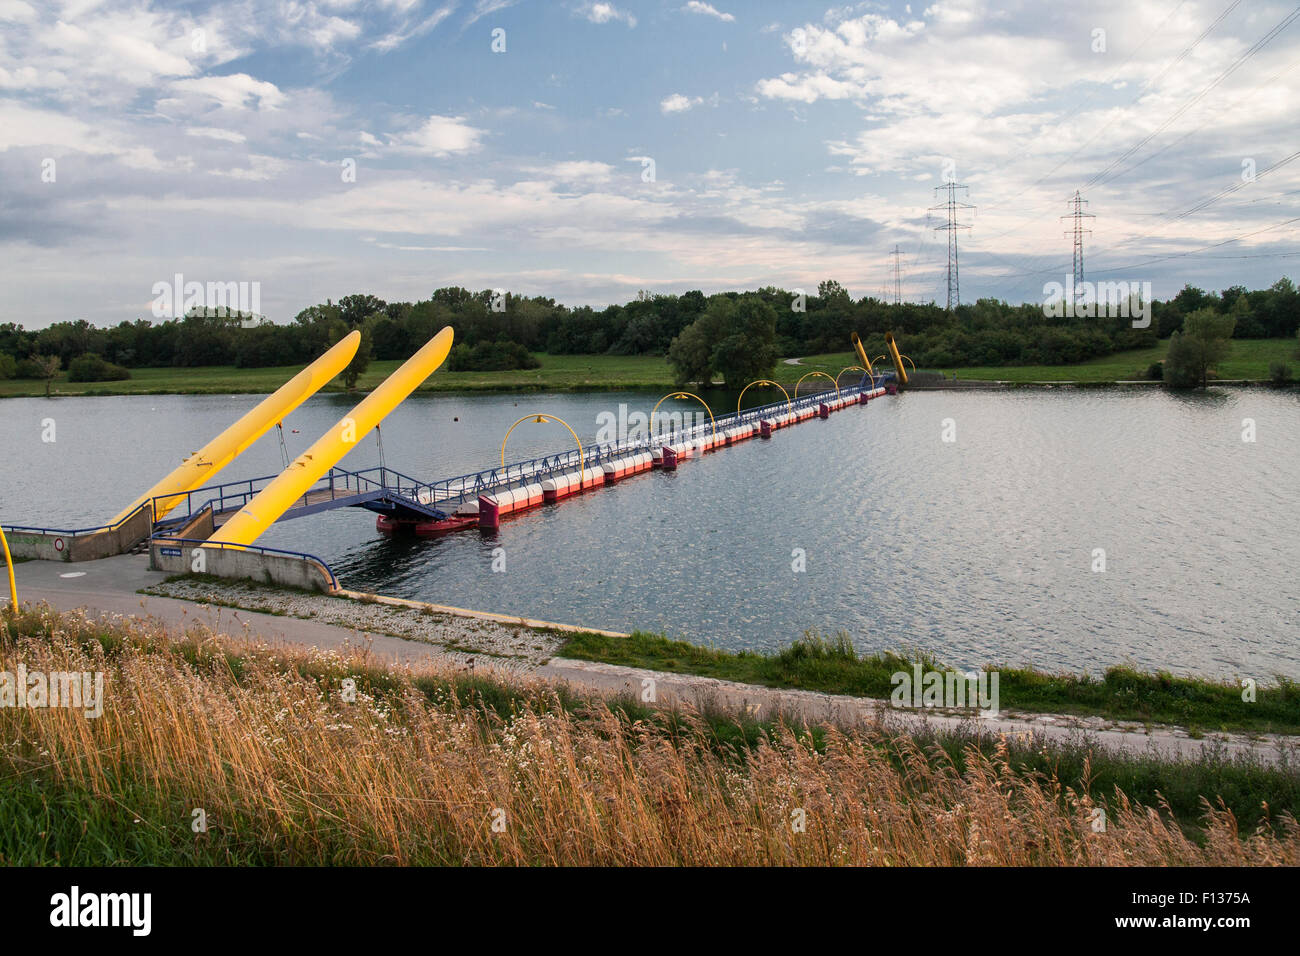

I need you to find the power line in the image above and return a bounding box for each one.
[1081,3,1300,190]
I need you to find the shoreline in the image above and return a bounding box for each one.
[1,377,1292,400]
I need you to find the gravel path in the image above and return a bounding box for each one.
[143,578,565,664]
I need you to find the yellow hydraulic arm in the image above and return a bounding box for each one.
[884,332,909,386]
[110,331,361,525]
[208,327,454,548]
[850,332,876,382]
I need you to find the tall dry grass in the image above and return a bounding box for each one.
[2,605,1297,866]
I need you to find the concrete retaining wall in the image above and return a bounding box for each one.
[149,540,337,593]
[5,505,154,562]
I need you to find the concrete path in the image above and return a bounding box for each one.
[11,556,1299,767]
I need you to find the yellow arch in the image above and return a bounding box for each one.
[0,524,16,610]
[502,413,585,484]
[794,370,841,399]
[836,365,868,387]
[897,353,917,371]
[736,380,793,415]
[650,391,717,442]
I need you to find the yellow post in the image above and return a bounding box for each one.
[850,332,876,380]
[0,524,17,610]
[111,331,361,525]
[208,328,453,548]
[885,331,909,385]
[501,414,585,483]
[736,380,792,415]
[794,370,841,399]
[649,391,717,442]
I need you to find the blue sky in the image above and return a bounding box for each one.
[2,0,1298,328]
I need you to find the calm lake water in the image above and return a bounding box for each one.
[3,387,1298,680]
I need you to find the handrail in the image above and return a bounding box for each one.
[1,499,152,538]
[149,534,340,591]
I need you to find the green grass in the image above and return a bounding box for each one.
[560,631,1300,736]
[796,338,1299,384]
[0,354,681,398]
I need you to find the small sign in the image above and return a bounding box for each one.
[53,537,65,552]
[159,547,182,557]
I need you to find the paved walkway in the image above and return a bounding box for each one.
[11,556,1298,766]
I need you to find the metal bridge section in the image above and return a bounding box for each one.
[151,377,888,535]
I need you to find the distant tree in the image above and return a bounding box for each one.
[333,323,372,391]
[34,354,60,397]
[1163,308,1236,388]
[667,318,717,386]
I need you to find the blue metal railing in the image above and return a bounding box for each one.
[149,535,340,591]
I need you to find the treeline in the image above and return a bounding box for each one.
[1,279,1297,382]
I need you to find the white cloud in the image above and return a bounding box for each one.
[660,93,703,114]
[581,3,636,28]
[394,115,486,155]
[185,126,248,143]
[369,3,456,52]
[171,74,286,111]
[683,2,733,22]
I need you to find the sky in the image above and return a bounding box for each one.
[2,0,1298,328]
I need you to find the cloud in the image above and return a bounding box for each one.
[580,3,636,28]
[683,2,734,22]
[393,115,486,155]
[185,126,248,143]
[525,160,616,182]
[171,74,286,111]
[660,93,703,114]
[369,2,456,52]
[464,0,521,27]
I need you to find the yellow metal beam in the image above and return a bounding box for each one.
[110,331,361,525]
[208,327,454,548]
[850,332,876,379]
[884,332,909,385]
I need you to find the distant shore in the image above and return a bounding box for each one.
[1,339,1294,398]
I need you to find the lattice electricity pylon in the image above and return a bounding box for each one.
[930,182,975,311]
[1061,190,1095,303]
[891,244,903,305]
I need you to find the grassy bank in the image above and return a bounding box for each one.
[798,338,1298,384]
[559,631,1300,736]
[2,604,1297,865]
[4,339,1294,398]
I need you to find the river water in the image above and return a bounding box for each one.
[3,387,1297,679]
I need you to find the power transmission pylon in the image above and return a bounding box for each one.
[1061,190,1095,304]
[891,244,902,305]
[930,182,974,311]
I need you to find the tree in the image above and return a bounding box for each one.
[333,323,372,390]
[1163,307,1236,388]
[34,354,60,397]
[711,294,778,388]
[666,319,716,386]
